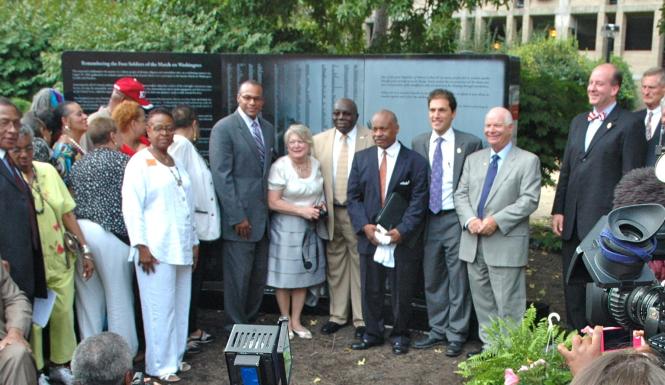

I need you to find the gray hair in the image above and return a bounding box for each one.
[486,107,513,126]
[643,67,665,86]
[71,332,133,385]
[284,124,314,150]
[18,125,34,141]
[20,111,45,139]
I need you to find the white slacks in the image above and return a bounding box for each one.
[136,260,191,377]
[75,219,138,355]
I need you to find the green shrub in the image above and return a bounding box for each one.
[508,37,593,186]
[458,305,574,385]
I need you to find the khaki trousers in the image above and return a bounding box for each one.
[326,208,364,327]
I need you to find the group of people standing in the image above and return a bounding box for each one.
[0,59,661,384]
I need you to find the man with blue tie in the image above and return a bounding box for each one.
[209,80,275,331]
[411,89,482,357]
[0,97,47,302]
[347,110,428,355]
[552,63,646,331]
[454,107,541,356]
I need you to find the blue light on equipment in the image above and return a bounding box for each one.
[224,317,292,385]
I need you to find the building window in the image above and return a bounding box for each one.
[625,12,654,51]
[572,14,597,50]
[487,17,507,43]
[531,15,555,37]
[515,0,524,8]
[514,16,523,42]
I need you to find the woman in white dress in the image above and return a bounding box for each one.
[267,124,327,339]
[122,107,198,383]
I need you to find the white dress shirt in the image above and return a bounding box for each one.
[238,107,264,144]
[585,102,616,151]
[428,128,455,210]
[332,126,357,179]
[377,141,401,202]
[122,148,198,265]
[169,135,221,241]
[645,105,662,138]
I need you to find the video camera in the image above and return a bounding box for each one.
[567,204,665,336]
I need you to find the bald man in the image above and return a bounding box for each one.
[455,107,541,355]
[552,63,646,331]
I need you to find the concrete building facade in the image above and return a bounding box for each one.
[455,0,663,80]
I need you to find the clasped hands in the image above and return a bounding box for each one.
[363,224,401,246]
[467,216,497,236]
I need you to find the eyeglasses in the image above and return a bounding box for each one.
[150,125,175,134]
[239,94,264,103]
[10,145,33,154]
[0,119,21,130]
[287,140,307,146]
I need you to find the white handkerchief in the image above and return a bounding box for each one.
[373,225,396,268]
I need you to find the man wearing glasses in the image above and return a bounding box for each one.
[0,97,47,302]
[210,80,275,331]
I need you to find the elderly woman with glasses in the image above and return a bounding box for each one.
[122,107,198,383]
[267,124,327,339]
[10,126,94,385]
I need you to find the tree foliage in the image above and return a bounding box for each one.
[0,0,508,95]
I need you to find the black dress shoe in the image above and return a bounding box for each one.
[351,339,383,350]
[466,348,483,358]
[320,321,347,335]
[391,341,409,355]
[446,341,463,357]
[413,334,446,349]
[354,326,366,339]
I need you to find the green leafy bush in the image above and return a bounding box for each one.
[507,37,592,186]
[458,305,574,385]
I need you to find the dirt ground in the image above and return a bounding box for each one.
[140,244,564,385]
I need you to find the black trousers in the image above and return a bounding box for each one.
[562,229,587,331]
[359,251,419,345]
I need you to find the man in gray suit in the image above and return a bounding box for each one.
[454,107,541,356]
[411,89,482,357]
[210,80,275,330]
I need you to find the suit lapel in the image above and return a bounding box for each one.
[235,112,266,173]
[452,130,465,188]
[0,159,23,192]
[586,107,620,154]
[356,127,373,151]
[485,146,516,206]
[387,145,406,195]
[320,129,335,180]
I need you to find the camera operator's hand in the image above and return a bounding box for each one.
[552,214,564,236]
[557,325,602,376]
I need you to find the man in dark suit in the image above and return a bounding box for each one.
[635,67,665,166]
[411,89,482,356]
[209,80,275,330]
[0,97,46,301]
[347,109,428,355]
[552,63,647,331]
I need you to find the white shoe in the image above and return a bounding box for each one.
[38,373,50,385]
[49,366,74,385]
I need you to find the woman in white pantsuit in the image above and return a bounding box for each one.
[122,108,198,383]
[69,117,138,356]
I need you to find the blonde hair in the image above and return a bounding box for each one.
[283,124,313,152]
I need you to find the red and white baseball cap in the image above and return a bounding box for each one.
[113,77,153,109]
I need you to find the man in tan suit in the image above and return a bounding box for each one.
[312,98,374,338]
[0,260,38,384]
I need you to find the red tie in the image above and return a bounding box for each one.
[379,150,387,207]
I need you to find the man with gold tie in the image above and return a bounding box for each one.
[312,98,374,339]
